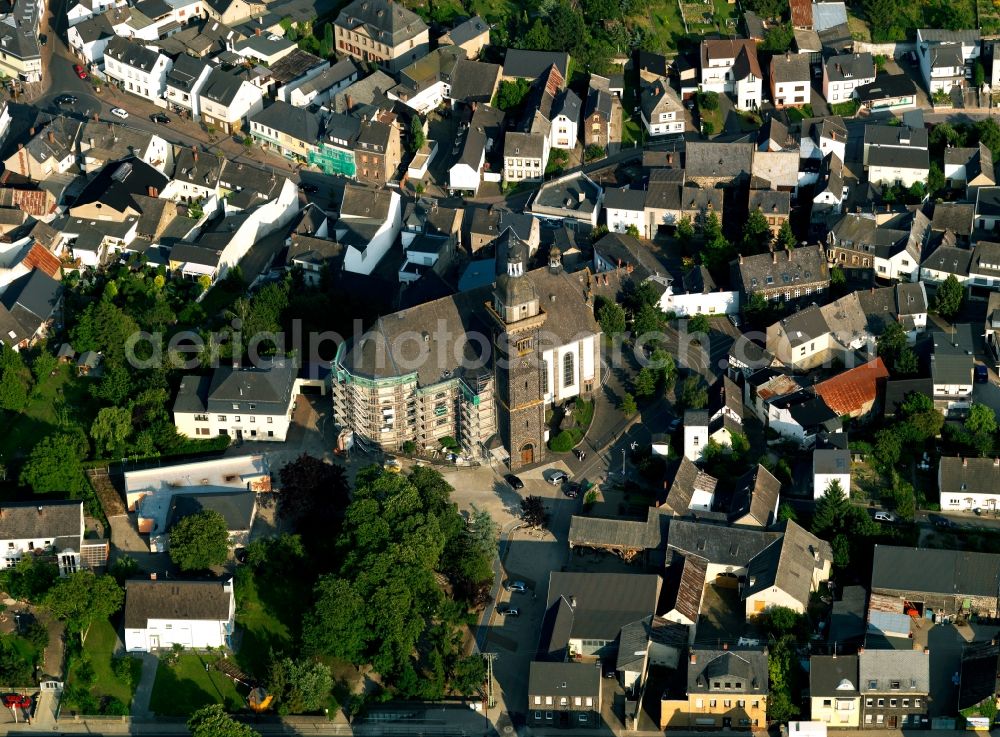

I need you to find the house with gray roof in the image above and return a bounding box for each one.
[938,456,1000,512]
[287,57,359,108]
[810,655,861,727]
[743,519,832,615]
[0,269,62,351]
[527,661,602,729]
[639,80,684,137]
[167,490,257,546]
[858,649,930,729]
[333,0,429,73]
[165,54,214,120]
[920,244,972,284]
[439,15,489,59]
[665,647,769,729]
[584,75,622,153]
[823,52,875,105]
[198,66,264,134]
[944,143,995,196]
[685,141,754,187]
[825,209,929,281]
[173,360,299,442]
[502,49,570,81]
[917,28,981,94]
[855,73,918,112]
[770,52,810,108]
[503,130,548,184]
[0,500,107,575]
[733,244,829,303]
[530,171,603,227]
[249,101,322,161]
[124,578,235,652]
[104,36,173,102]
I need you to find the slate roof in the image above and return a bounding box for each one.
[803,115,847,146]
[931,202,975,235]
[685,141,754,180]
[0,269,61,346]
[743,520,832,609]
[124,579,232,628]
[855,74,917,103]
[813,357,889,416]
[810,655,859,697]
[568,506,671,551]
[665,456,718,514]
[959,641,1000,711]
[977,186,1000,218]
[922,245,972,276]
[701,38,762,81]
[168,490,255,532]
[200,66,252,106]
[688,649,769,693]
[504,130,545,160]
[814,448,850,475]
[450,59,501,103]
[868,146,929,171]
[884,377,933,417]
[939,456,1000,498]
[444,15,487,46]
[945,142,995,185]
[858,649,930,693]
[749,189,790,216]
[660,554,707,622]
[772,53,810,83]
[105,36,162,71]
[165,52,211,91]
[251,100,321,143]
[734,244,829,294]
[528,661,600,698]
[545,571,662,641]
[734,465,782,526]
[918,28,981,43]
[332,70,395,113]
[826,52,875,82]
[335,0,427,46]
[668,518,779,567]
[0,500,81,543]
[872,544,1000,597]
[503,49,569,80]
[604,187,647,212]
[293,57,359,98]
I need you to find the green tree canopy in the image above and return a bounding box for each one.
[90,406,132,456]
[675,215,694,247]
[679,375,708,410]
[932,275,964,318]
[188,705,261,737]
[20,433,87,495]
[45,571,123,644]
[277,454,351,544]
[169,510,230,571]
[596,298,626,338]
[408,115,425,153]
[268,657,333,715]
[741,210,772,255]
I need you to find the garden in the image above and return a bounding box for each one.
[148,650,245,717]
[547,397,595,452]
[62,619,141,716]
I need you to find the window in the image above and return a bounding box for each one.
[890,680,900,690]
[724,700,732,708]
[250,417,255,423]
[889,699,897,708]
[876,715,884,724]
[232,403,239,410]
[752,701,759,709]
[710,700,717,708]
[534,697,541,705]
[545,697,552,705]
[585,697,593,707]
[866,699,873,707]
[235,416,241,422]
[534,711,541,720]
[902,699,909,708]
[563,352,574,388]
[877,699,884,707]
[823,700,832,707]
[267,417,273,423]
[545,712,553,721]
[574,697,581,706]
[696,699,704,708]
[865,715,873,724]
[737,700,745,708]
[914,699,920,708]
[541,359,548,394]
[559,698,567,706]
[218,415,227,421]
[901,715,909,725]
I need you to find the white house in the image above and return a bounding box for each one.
[800,116,847,170]
[939,456,1000,511]
[334,184,401,275]
[639,81,685,136]
[165,55,214,122]
[66,13,116,68]
[124,578,235,652]
[66,0,126,26]
[864,124,929,188]
[603,187,647,235]
[503,131,548,184]
[198,66,265,135]
[969,241,1000,290]
[917,28,980,94]
[931,346,973,414]
[813,448,850,499]
[823,53,875,104]
[449,105,503,195]
[683,410,710,461]
[287,57,359,107]
[700,38,763,110]
[662,269,739,317]
[0,500,107,575]
[550,89,581,150]
[103,37,173,103]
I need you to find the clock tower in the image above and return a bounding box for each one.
[489,239,546,470]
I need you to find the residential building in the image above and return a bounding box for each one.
[502,49,569,82]
[931,338,974,414]
[123,454,269,515]
[165,54,214,121]
[0,0,44,82]
[931,202,975,245]
[743,520,833,615]
[172,360,298,441]
[662,265,739,317]
[4,120,81,181]
[863,124,929,188]
[503,131,548,184]
[603,188,646,236]
[812,153,846,220]
[530,172,603,227]
[438,15,489,60]
[810,655,860,728]
[203,0,262,25]
[103,37,173,101]
[449,104,503,195]
[800,117,848,183]
[813,357,889,420]
[124,578,235,652]
[166,491,256,549]
[855,74,918,112]
[583,75,622,153]
[287,57,360,108]
[527,662,602,729]
[944,143,995,195]
[733,245,830,303]
[939,456,1000,511]
[67,0,127,26]
[700,38,763,110]
[77,119,172,174]
[639,81,684,136]
[269,50,330,102]
[751,150,800,193]
[67,12,115,66]
[770,52,810,107]
[334,184,401,273]
[333,0,429,73]
[661,647,768,729]
[813,446,850,499]
[249,101,321,162]
[858,649,930,729]
[685,141,754,188]
[0,500,107,575]
[823,53,876,104]
[824,209,929,281]
[198,66,265,134]
[643,168,724,233]
[977,186,1000,231]
[748,190,790,236]
[917,28,980,94]
[969,240,1000,289]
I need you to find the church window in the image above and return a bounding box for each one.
[541,360,548,394]
[563,353,574,388]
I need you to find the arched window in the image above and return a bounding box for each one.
[562,352,574,389]
[541,359,548,395]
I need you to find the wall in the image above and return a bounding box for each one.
[811,696,861,727]
[851,41,916,57]
[125,618,227,651]
[661,289,739,317]
[174,408,291,441]
[745,585,806,616]
[814,471,850,499]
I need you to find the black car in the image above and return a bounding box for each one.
[150,113,171,124]
[38,34,46,46]
[300,183,319,193]
[55,94,78,105]
[665,416,681,433]
[929,513,955,529]
[504,473,524,490]
[564,482,581,498]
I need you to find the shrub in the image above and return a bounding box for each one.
[549,430,575,452]
[402,440,416,454]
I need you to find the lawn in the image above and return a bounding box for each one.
[233,566,312,678]
[149,652,246,717]
[0,362,99,468]
[785,104,814,124]
[63,619,141,714]
[625,0,685,51]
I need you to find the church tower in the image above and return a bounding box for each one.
[489,239,546,470]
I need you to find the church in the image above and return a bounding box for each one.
[331,240,602,469]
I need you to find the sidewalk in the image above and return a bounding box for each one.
[129,653,158,719]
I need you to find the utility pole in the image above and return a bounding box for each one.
[483,652,498,712]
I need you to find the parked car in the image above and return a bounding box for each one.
[547,470,569,485]
[505,580,527,593]
[564,482,581,498]
[976,363,989,383]
[300,183,319,193]
[874,510,897,523]
[73,64,87,79]
[929,513,955,529]
[497,605,519,617]
[55,94,78,105]
[728,313,743,329]
[110,107,129,119]
[2,694,30,709]
[150,113,170,124]
[504,473,524,490]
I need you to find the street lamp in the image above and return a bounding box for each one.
[621,448,626,478]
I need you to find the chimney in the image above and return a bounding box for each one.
[923,648,929,655]
[994,458,999,467]
[150,572,157,580]
[255,26,261,35]
[47,130,54,144]
[148,186,159,198]
[690,653,697,665]
[94,112,99,122]
[859,647,864,654]
[36,506,42,515]
[772,251,777,264]
[667,152,674,165]
[193,147,199,162]
[345,94,354,111]
[28,127,34,137]
[569,595,577,608]
[739,254,743,264]
[964,457,968,467]
[787,249,792,261]
[723,643,728,650]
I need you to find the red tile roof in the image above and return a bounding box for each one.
[790,0,813,28]
[22,243,61,279]
[814,358,889,417]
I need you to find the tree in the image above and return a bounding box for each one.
[687,314,710,337]
[0,347,29,411]
[975,61,986,88]
[830,266,846,288]
[649,348,677,393]
[547,0,585,53]
[625,224,640,238]
[877,320,908,370]
[741,209,772,255]
[621,392,637,417]
[634,367,658,398]
[268,657,333,715]
[90,406,132,456]
[863,0,905,41]
[812,479,850,537]
[633,303,665,338]
[596,299,626,337]
[976,118,1000,159]
[767,638,800,721]
[169,510,229,571]
[452,655,486,697]
[777,503,797,522]
[494,79,531,111]
[408,115,425,153]
[933,274,964,318]
[761,23,794,52]
[755,606,805,638]
[45,572,123,644]
[675,215,694,248]
[896,348,919,376]
[521,495,547,528]
[776,220,797,251]
[679,375,708,410]
[188,705,261,737]
[0,557,59,603]
[928,162,945,196]
[20,433,87,495]
[31,350,58,387]
[696,90,719,111]
[968,402,998,437]
[278,454,351,543]
[302,577,368,661]
[874,428,903,470]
